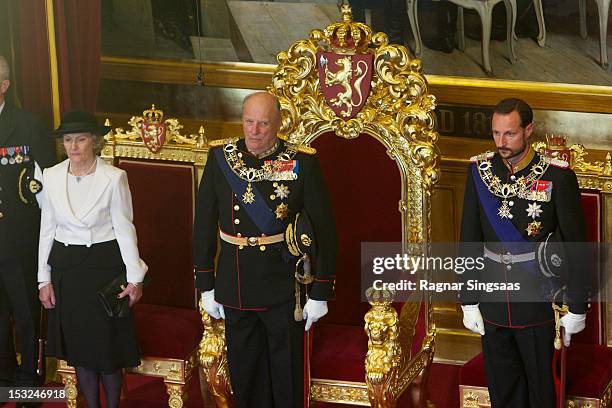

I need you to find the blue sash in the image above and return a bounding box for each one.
[471,163,557,297]
[471,164,539,260]
[214,148,285,235]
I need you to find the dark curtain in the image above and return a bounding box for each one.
[9,0,101,126]
[10,0,54,126]
[54,0,101,113]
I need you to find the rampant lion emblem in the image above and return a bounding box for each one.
[318,52,373,120]
[324,56,368,118]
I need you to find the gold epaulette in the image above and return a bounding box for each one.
[208,138,236,147]
[470,151,495,163]
[544,156,570,169]
[287,143,316,155]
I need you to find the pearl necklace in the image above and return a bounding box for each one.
[69,160,97,183]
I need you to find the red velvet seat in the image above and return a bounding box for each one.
[459,188,612,407]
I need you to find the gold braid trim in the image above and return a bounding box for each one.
[18,168,28,204]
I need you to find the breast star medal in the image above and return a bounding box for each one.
[526,202,542,219]
[275,203,289,220]
[273,183,290,200]
[526,221,542,236]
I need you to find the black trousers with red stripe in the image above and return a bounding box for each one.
[482,322,556,408]
[224,300,304,408]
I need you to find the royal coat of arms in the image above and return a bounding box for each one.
[315,7,374,121]
[140,105,166,153]
[317,51,373,120]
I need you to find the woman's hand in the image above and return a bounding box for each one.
[39,284,56,309]
[118,283,143,307]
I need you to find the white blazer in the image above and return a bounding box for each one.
[38,157,148,283]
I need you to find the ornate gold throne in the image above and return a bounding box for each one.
[201,6,440,407]
[57,107,207,408]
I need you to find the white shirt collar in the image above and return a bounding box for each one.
[0,102,5,116]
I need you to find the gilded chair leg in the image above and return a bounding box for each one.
[59,371,80,408]
[165,382,186,408]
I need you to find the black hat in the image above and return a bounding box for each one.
[285,210,317,259]
[53,110,111,137]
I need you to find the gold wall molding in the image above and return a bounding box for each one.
[100,56,612,114]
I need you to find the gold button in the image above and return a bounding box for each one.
[234,219,240,224]
[259,245,266,251]
[0,212,3,219]
[270,194,276,200]
[234,205,240,211]
[239,245,244,250]
[237,233,242,237]
[273,182,278,187]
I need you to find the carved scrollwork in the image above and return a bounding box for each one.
[199,302,235,407]
[364,289,402,407]
[268,4,440,247]
[106,105,208,150]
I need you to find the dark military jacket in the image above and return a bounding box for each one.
[0,104,56,260]
[193,138,337,309]
[459,149,587,327]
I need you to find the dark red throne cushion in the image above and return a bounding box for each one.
[118,159,197,309]
[118,159,202,358]
[309,133,403,381]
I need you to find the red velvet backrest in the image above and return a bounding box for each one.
[117,159,197,309]
[572,191,603,345]
[312,133,402,326]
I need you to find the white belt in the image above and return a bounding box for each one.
[484,247,535,265]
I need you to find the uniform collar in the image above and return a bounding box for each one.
[503,147,535,174]
[240,138,281,159]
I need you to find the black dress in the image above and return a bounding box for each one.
[46,239,140,372]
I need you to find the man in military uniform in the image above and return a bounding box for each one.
[194,92,337,407]
[459,98,588,407]
[0,55,56,386]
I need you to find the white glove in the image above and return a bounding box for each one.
[461,304,485,335]
[303,299,328,331]
[560,312,586,347]
[201,290,225,320]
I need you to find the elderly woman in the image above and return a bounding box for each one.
[38,110,147,408]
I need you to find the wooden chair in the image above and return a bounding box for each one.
[458,139,612,408]
[406,0,522,75]
[579,0,610,69]
[201,5,441,407]
[57,106,207,408]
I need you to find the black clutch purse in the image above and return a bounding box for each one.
[97,274,151,318]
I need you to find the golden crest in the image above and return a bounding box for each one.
[269,4,439,193]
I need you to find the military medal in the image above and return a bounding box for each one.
[0,147,7,165]
[223,139,299,205]
[14,146,23,164]
[7,147,15,164]
[275,203,289,220]
[242,182,255,204]
[498,199,514,219]
[526,221,542,236]
[273,183,290,200]
[476,154,551,220]
[526,202,542,219]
